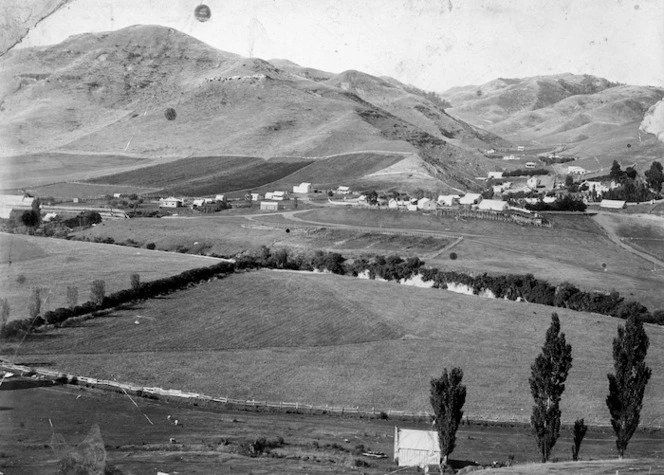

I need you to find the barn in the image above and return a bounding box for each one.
[0,194,35,219]
[393,427,440,468]
[459,193,481,206]
[600,199,626,209]
[477,199,508,212]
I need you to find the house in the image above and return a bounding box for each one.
[260,201,281,211]
[293,182,312,194]
[420,199,438,211]
[113,193,122,198]
[416,198,431,210]
[406,203,418,211]
[488,171,504,179]
[393,428,439,468]
[517,146,525,152]
[437,195,459,207]
[266,191,288,200]
[159,197,183,208]
[502,154,518,160]
[388,198,399,209]
[525,161,536,169]
[215,194,227,202]
[527,175,556,191]
[192,198,214,207]
[250,193,262,201]
[477,199,508,212]
[459,193,482,206]
[567,166,586,175]
[0,194,36,219]
[336,186,351,194]
[600,199,626,209]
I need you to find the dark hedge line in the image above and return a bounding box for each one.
[3,248,661,340]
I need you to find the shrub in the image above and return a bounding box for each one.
[449,252,458,260]
[130,273,140,290]
[146,242,156,250]
[90,280,106,306]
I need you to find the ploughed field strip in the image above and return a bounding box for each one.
[10,270,664,425]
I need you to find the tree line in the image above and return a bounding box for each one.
[3,247,662,341]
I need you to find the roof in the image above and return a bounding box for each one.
[477,199,507,211]
[337,186,350,190]
[600,199,626,209]
[459,193,481,204]
[298,182,311,186]
[396,428,439,450]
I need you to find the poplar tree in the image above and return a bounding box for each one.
[430,367,467,468]
[606,315,651,459]
[529,313,573,462]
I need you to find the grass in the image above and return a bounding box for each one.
[26,182,160,199]
[0,153,150,190]
[9,270,664,427]
[287,208,664,311]
[0,233,216,321]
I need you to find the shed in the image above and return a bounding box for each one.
[600,199,626,209]
[459,193,482,206]
[393,427,439,468]
[293,183,312,194]
[260,201,281,211]
[477,199,508,212]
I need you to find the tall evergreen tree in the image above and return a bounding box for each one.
[430,367,467,468]
[645,161,664,193]
[606,315,652,459]
[571,418,588,461]
[529,313,573,462]
[609,160,624,183]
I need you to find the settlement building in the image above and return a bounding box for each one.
[393,428,439,468]
[336,186,351,194]
[293,183,312,194]
[0,194,35,219]
[159,197,183,208]
[459,193,482,206]
[477,199,508,212]
[260,201,281,211]
[600,199,626,209]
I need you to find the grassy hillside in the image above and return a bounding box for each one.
[7,270,664,427]
[0,24,497,191]
[0,233,215,321]
[442,74,664,168]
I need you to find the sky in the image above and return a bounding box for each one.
[13,0,664,92]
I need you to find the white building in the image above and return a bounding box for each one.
[525,161,536,169]
[293,182,312,194]
[600,199,626,209]
[567,166,586,175]
[336,186,351,194]
[250,193,262,201]
[159,197,183,208]
[459,193,482,206]
[215,194,227,202]
[0,194,35,219]
[394,428,439,468]
[265,191,289,201]
[260,201,281,211]
[488,171,504,179]
[437,195,459,207]
[477,199,508,212]
[416,197,432,210]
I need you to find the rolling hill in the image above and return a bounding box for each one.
[0,24,500,192]
[442,74,664,172]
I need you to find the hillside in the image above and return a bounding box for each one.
[442,74,664,172]
[0,25,497,191]
[7,270,664,425]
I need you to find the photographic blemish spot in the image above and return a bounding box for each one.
[164,108,177,120]
[194,4,211,22]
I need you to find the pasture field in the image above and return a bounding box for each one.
[88,155,314,196]
[0,233,215,321]
[283,208,664,311]
[593,212,664,261]
[3,384,661,474]
[0,153,151,189]
[7,270,664,428]
[71,216,453,258]
[25,182,160,199]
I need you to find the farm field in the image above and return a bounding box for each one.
[593,212,664,261]
[282,208,664,312]
[25,182,160,200]
[71,216,453,258]
[7,270,664,428]
[88,155,314,196]
[3,383,662,475]
[0,153,153,189]
[259,152,408,191]
[0,233,216,321]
